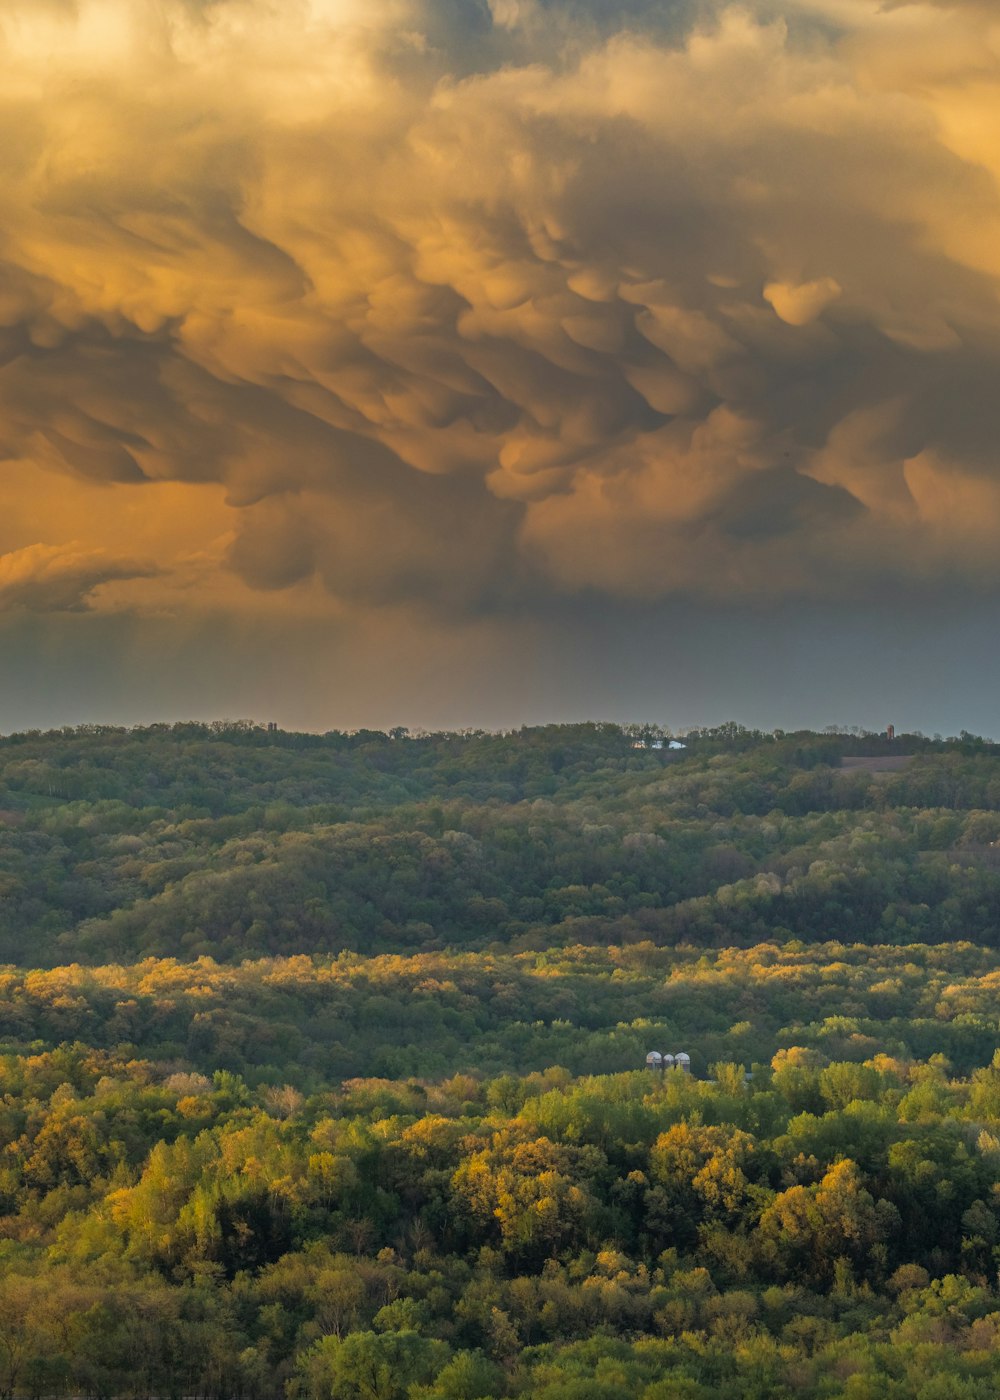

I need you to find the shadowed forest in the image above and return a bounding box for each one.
[2,722,1000,1395]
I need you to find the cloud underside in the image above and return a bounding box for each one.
[3,0,1000,615]
[0,543,157,612]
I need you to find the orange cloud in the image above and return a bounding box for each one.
[0,542,157,612]
[1,0,1000,622]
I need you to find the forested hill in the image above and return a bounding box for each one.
[0,720,998,966]
[4,723,1000,1397]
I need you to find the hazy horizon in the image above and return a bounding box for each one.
[3,0,998,735]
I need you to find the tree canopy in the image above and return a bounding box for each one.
[0,722,998,1394]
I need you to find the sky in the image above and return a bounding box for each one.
[1,0,1000,736]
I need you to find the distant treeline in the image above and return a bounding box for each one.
[2,716,995,752]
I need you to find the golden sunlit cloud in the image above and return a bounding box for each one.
[2,0,1000,625]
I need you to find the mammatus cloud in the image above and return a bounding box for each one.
[2,0,1000,622]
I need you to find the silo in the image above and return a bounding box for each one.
[645,1051,663,1070]
[675,1052,691,1073]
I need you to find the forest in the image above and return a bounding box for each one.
[1,720,1000,1395]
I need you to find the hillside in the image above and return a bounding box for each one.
[0,722,999,1397]
[1,720,998,966]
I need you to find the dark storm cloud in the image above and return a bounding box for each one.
[1,0,1000,621]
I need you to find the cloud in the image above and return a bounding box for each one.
[763,278,842,327]
[1,0,1000,620]
[0,543,157,612]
